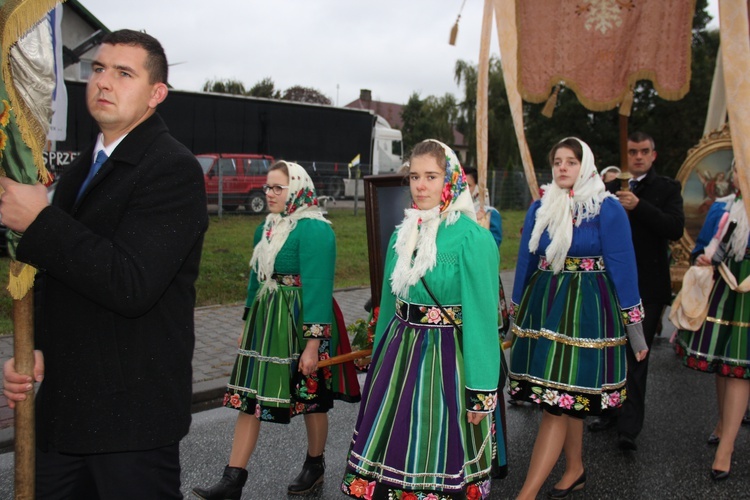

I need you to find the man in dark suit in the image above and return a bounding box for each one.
[587,131,684,452]
[1,30,208,498]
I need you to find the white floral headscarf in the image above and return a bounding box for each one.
[529,137,614,274]
[249,161,330,293]
[390,139,476,298]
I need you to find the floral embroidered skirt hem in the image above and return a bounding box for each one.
[342,315,494,499]
[341,471,490,500]
[223,285,335,424]
[508,269,628,418]
[675,258,750,379]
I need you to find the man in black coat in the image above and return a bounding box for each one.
[1,30,208,498]
[588,131,684,451]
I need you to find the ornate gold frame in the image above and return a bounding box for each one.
[670,124,733,289]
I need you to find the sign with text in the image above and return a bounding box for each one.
[43,150,80,173]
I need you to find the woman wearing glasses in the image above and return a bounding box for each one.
[193,161,360,500]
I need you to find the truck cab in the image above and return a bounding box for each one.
[343,115,403,198]
[197,153,275,213]
[372,115,403,175]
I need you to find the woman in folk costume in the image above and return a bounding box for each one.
[341,140,500,500]
[508,137,648,499]
[674,161,750,481]
[193,161,360,500]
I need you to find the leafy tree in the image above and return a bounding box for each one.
[281,86,332,105]
[248,77,279,99]
[454,60,477,162]
[401,93,458,154]
[523,87,617,171]
[400,93,426,153]
[202,78,246,95]
[201,78,332,105]
[486,57,522,173]
[455,56,520,171]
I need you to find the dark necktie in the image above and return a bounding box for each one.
[629,179,639,191]
[77,150,108,200]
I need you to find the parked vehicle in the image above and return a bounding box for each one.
[342,115,403,198]
[197,153,274,213]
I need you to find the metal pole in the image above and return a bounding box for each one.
[217,162,223,220]
[619,114,632,191]
[354,166,360,216]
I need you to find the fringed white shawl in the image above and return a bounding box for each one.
[529,137,614,274]
[390,139,476,298]
[723,194,750,262]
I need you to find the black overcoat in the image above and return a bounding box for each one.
[606,167,684,305]
[17,113,208,454]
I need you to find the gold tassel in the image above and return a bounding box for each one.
[0,0,62,186]
[541,85,561,118]
[7,260,36,300]
[449,19,459,45]
[449,0,467,46]
[619,88,634,117]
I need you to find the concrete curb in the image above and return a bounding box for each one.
[0,382,230,453]
[190,379,230,415]
[0,426,12,454]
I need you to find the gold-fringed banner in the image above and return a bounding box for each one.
[1,0,58,184]
[0,0,63,299]
[517,0,696,112]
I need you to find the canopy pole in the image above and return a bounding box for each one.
[13,292,34,500]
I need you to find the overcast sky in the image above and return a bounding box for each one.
[80,0,720,107]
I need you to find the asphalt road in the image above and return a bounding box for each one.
[1,336,749,499]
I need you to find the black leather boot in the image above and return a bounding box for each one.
[192,465,248,500]
[287,452,325,495]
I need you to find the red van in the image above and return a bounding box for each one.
[197,153,275,213]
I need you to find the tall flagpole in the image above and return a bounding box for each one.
[12,294,34,499]
[475,0,492,229]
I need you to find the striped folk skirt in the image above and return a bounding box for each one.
[342,306,494,500]
[675,257,750,379]
[509,262,629,418]
[223,280,360,424]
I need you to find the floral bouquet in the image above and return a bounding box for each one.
[348,307,378,372]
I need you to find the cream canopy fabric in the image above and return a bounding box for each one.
[719,0,750,221]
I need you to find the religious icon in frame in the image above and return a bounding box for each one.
[671,124,734,288]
